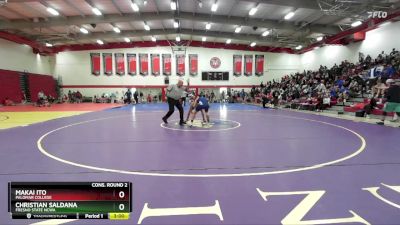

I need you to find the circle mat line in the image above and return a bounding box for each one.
[37,112,367,178]
[160,119,241,131]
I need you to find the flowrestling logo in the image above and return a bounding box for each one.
[368,11,387,19]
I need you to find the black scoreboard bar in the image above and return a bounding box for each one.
[202,71,229,81]
[9,182,132,220]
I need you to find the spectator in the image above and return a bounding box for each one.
[140,92,144,102]
[75,91,82,103]
[377,79,400,125]
[110,92,116,103]
[133,90,139,104]
[125,89,132,104]
[372,78,388,98]
[37,90,50,107]
[68,90,72,103]
[3,98,16,106]
[363,97,378,118]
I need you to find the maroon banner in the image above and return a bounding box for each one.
[162,54,171,76]
[151,54,160,76]
[176,54,185,76]
[244,55,253,76]
[90,53,100,76]
[127,53,136,76]
[115,53,125,76]
[255,55,264,76]
[189,54,198,76]
[139,54,149,76]
[233,55,242,76]
[103,53,113,75]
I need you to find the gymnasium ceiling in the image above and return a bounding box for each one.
[0,0,399,52]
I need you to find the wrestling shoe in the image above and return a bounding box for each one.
[162,117,168,124]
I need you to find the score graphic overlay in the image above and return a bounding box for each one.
[8,182,132,220]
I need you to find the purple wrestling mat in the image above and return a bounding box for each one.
[0,103,399,225]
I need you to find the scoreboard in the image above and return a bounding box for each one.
[8,182,131,220]
[202,72,229,81]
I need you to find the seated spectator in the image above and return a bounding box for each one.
[70,91,77,103]
[101,93,109,103]
[338,86,349,104]
[372,78,388,98]
[330,86,339,99]
[48,95,55,104]
[390,48,397,55]
[3,98,16,106]
[363,97,378,118]
[37,90,50,107]
[62,94,68,103]
[75,91,83,103]
[382,64,396,78]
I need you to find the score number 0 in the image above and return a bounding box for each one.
[119,191,125,211]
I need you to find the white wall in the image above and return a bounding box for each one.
[55,46,301,96]
[3,19,396,98]
[0,38,53,75]
[301,20,400,71]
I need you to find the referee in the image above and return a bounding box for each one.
[162,80,187,126]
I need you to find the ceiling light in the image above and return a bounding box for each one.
[143,0,147,5]
[92,7,102,16]
[151,36,156,42]
[250,42,256,47]
[295,45,302,50]
[261,30,270,36]
[316,36,323,41]
[211,2,218,12]
[46,7,59,16]
[234,26,241,33]
[284,12,295,20]
[176,36,181,42]
[205,23,211,30]
[144,24,150,31]
[249,7,257,16]
[80,27,89,34]
[45,42,53,47]
[131,2,139,12]
[351,21,362,27]
[198,0,203,8]
[202,36,206,42]
[97,40,104,45]
[170,1,177,10]
[124,37,130,42]
[173,20,179,28]
[113,26,121,33]
[226,39,231,44]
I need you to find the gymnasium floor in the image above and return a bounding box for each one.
[0,103,399,225]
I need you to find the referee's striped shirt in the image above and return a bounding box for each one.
[166,84,184,100]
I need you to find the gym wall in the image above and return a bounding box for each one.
[301,20,400,71]
[0,38,53,75]
[55,47,301,96]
